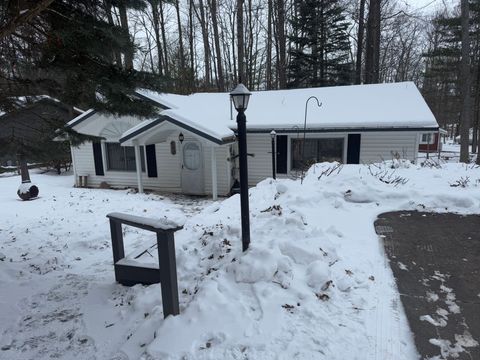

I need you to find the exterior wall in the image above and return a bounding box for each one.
[245,131,419,186]
[418,132,439,152]
[359,131,418,163]
[71,136,232,196]
[246,133,348,186]
[71,140,182,191]
[203,145,232,196]
[246,134,275,186]
[71,129,419,193]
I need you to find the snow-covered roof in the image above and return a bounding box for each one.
[68,83,438,145]
[134,82,438,143]
[65,109,97,129]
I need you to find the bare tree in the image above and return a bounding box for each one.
[276,0,286,88]
[266,0,273,89]
[210,0,225,90]
[118,1,134,69]
[237,0,245,83]
[355,0,366,84]
[149,0,164,75]
[365,0,381,84]
[459,0,471,163]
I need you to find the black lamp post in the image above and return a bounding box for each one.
[230,84,252,252]
[270,130,276,179]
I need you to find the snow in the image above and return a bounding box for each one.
[1,161,480,359]
[107,211,185,230]
[65,108,97,128]
[17,182,35,195]
[137,82,438,142]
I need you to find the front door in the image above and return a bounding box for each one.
[181,141,204,195]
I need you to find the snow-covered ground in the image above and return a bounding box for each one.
[1,161,480,360]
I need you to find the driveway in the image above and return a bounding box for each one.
[375,211,480,360]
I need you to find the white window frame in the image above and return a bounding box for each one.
[420,133,435,145]
[101,141,146,173]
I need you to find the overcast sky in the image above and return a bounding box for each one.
[403,0,457,13]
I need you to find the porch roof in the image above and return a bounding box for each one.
[119,114,235,146]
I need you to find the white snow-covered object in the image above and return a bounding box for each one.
[106,212,185,230]
[17,182,39,200]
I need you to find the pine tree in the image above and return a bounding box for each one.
[0,0,164,118]
[288,0,353,88]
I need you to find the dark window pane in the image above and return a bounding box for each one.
[316,138,343,162]
[106,143,145,172]
[291,138,344,170]
[106,143,125,170]
[125,146,136,171]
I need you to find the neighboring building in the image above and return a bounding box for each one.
[67,82,439,198]
[0,97,83,170]
[418,129,448,154]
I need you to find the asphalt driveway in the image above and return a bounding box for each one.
[375,211,480,360]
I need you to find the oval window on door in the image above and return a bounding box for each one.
[183,142,201,170]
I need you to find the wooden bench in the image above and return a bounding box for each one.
[106,212,183,318]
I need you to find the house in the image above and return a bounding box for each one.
[418,129,448,154]
[67,82,439,198]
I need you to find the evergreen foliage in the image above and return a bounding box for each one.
[0,0,164,118]
[287,0,353,88]
[422,2,480,136]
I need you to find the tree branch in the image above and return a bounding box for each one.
[0,0,55,40]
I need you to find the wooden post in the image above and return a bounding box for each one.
[157,231,180,317]
[133,142,144,193]
[109,219,125,263]
[211,146,218,200]
[106,212,182,318]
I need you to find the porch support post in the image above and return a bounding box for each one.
[211,146,218,200]
[133,141,144,194]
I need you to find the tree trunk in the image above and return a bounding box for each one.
[188,0,196,90]
[17,151,31,183]
[266,0,273,89]
[150,0,164,76]
[118,1,134,70]
[159,2,169,78]
[365,0,381,84]
[105,0,123,66]
[237,0,245,84]
[175,0,186,76]
[276,0,286,88]
[355,0,366,84]
[210,0,225,91]
[197,0,211,87]
[459,0,471,163]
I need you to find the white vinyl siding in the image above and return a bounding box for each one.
[204,145,232,196]
[359,131,418,164]
[71,137,232,196]
[246,134,274,186]
[71,139,181,191]
[71,130,418,194]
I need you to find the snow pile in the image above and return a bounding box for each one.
[142,162,480,359]
[1,162,480,359]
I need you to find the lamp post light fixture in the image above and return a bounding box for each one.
[230,83,252,252]
[270,130,276,180]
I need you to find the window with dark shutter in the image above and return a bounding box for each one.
[276,135,288,174]
[146,144,158,177]
[347,134,361,164]
[105,143,145,172]
[92,141,104,176]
